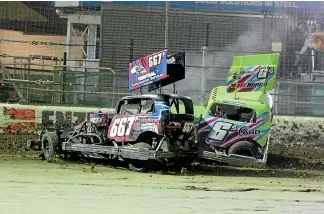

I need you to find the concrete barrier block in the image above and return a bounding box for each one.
[0,103,115,134]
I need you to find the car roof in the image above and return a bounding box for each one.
[120,93,192,102]
[211,86,264,103]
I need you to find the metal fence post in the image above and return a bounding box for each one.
[274,81,280,115]
[160,1,169,94]
[165,1,169,49]
[111,72,116,108]
[62,52,67,103]
[200,46,207,107]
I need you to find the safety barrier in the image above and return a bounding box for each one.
[0,103,115,134]
[1,103,323,147]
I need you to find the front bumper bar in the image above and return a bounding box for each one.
[198,150,266,168]
[61,142,197,161]
[25,138,268,168]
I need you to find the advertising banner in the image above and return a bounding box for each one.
[128,49,168,92]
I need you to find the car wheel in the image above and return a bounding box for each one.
[228,141,260,159]
[42,132,59,161]
[128,142,152,172]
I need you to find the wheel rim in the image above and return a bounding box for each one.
[129,162,145,171]
[128,143,151,172]
[109,140,118,160]
[130,162,144,170]
[234,147,255,158]
[43,139,50,157]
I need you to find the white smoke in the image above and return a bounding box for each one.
[171,19,284,103]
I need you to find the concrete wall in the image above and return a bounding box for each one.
[0,103,115,133]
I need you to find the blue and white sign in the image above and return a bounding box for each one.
[51,1,103,7]
[52,1,324,13]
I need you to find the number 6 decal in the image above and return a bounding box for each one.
[257,68,268,79]
[110,117,136,137]
[208,121,233,141]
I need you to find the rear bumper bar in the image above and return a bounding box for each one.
[25,140,42,151]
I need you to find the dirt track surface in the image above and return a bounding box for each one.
[1,156,324,214]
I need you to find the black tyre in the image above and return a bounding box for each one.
[228,141,260,159]
[128,142,152,172]
[42,132,59,161]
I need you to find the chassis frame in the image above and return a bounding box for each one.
[25,126,269,169]
[25,121,199,170]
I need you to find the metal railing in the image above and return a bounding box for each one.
[0,52,131,108]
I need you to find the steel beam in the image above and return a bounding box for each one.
[0,60,26,101]
[64,14,101,25]
[87,24,97,59]
[66,21,73,60]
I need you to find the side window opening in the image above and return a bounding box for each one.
[117,98,155,115]
[118,99,141,115]
[169,98,184,114]
[209,103,257,123]
[169,98,194,115]
[139,98,155,114]
[170,98,179,114]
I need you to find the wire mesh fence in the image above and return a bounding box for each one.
[1,2,324,116]
[0,54,129,107]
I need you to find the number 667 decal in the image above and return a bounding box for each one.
[182,122,193,133]
[110,117,136,137]
[208,121,234,141]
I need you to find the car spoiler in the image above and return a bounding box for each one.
[128,49,185,92]
[226,53,280,93]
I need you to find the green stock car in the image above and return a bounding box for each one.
[191,53,279,167]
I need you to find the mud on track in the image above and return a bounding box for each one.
[1,156,324,214]
[0,134,38,155]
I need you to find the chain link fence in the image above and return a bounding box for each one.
[0,53,130,108]
[1,2,324,116]
[160,47,324,117]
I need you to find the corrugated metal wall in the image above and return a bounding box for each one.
[101,4,268,69]
[100,3,283,95]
